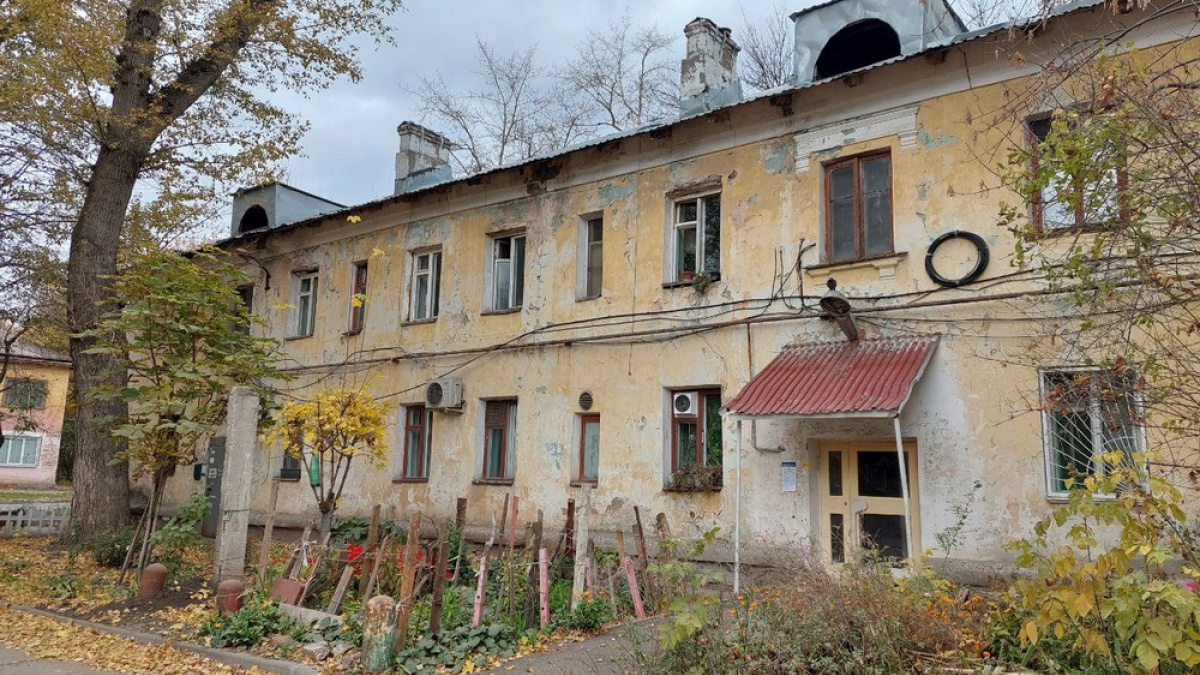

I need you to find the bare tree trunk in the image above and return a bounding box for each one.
[67,145,142,539]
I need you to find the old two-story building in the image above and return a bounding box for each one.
[1,342,70,488]
[158,0,1194,574]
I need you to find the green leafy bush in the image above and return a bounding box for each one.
[151,489,210,575]
[395,623,526,673]
[88,527,134,568]
[558,592,611,633]
[198,594,301,649]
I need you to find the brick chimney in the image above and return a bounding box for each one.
[394,121,455,195]
[680,18,742,116]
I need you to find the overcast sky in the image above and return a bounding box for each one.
[268,1,826,209]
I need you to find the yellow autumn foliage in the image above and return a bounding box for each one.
[263,389,391,467]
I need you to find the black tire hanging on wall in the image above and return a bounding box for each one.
[924,230,989,288]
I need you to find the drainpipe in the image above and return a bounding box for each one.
[892,416,916,565]
[734,419,743,593]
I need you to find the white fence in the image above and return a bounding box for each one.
[0,502,70,536]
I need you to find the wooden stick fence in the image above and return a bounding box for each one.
[0,502,70,537]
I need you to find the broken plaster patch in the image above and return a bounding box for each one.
[598,180,635,206]
[919,129,957,149]
[762,139,795,174]
[543,442,564,470]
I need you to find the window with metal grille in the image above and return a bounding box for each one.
[671,194,721,282]
[400,405,433,480]
[348,262,368,333]
[481,400,517,480]
[824,152,892,263]
[2,378,47,410]
[1041,368,1143,498]
[0,435,40,467]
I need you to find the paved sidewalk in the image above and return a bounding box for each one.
[481,618,660,675]
[0,643,118,675]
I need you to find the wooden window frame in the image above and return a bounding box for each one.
[292,271,319,338]
[1027,113,1128,233]
[488,233,526,312]
[481,399,517,481]
[2,378,47,410]
[669,388,722,474]
[822,151,893,263]
[410,249,442,321]
[400,405,433,481]
[348,261,368,334]
[577,413,600,483]
[670,193,722,282]
[580,217,603,300]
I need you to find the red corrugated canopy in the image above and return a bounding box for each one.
[726,336,940,418]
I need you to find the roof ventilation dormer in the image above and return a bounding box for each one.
[230,183,344,237]
[679,18,742,116]
[791,0,966,85]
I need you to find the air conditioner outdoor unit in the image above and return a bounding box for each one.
[425,377,464,411]
[673,391,698,418]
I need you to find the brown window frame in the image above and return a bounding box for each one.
[482,399,517,481]
[400,405,433,481]
[577,414,600,483]
[669,388,722,474]
[823,151,894,263]
[348,261,368,333]
[1027,113,1128,232]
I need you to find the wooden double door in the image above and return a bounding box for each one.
[817,441,920,564]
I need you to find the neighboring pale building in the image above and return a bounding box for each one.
[159,0,1194,576]
[0,342,70,488]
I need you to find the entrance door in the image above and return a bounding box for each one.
[817,441,919,564]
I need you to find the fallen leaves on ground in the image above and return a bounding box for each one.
[0,606,262,674]
[0,535,126,611]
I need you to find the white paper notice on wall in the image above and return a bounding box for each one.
[781,461,797,493]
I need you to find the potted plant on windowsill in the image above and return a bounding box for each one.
[679,270,696,282]
[691,270,714,294]
[666,464,723,492]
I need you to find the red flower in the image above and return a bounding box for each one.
[347,544,364,563]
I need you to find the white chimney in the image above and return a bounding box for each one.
[394,121,455,195]
[680,18,742,116]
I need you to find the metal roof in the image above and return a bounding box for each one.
[725,335,939,418]
[213,0,1108,250]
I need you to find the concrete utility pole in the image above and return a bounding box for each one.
[214,386,260,584]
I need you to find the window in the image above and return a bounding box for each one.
[578,414,600,483]
[669,388,723,488]
[824,152,892,263]
[672,194,721,282]
[235,285,255,335]
[1028,114,1123,231]
[481,400,517,481]
[348,262,368,333]
[400,405,433,481]
[411,250,442,321]
[579,217,603,300]
[292,271,318,337]
[281,452,302,481]
[489,233,526,311]
[0,435,39,467]
[2,378,47,409]
[1041,368,1143,498]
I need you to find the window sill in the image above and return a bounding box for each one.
[472,478,515,486]
[1034,222,1115,238]
[402,318,438,327]
[284,334,313,342]
[1047,492,1118,504]
[575,294,602,303]
[805,252,906,280]
[278,472,301,482]
[481,308,521,316]
[662,273,722,290]
[569,480,598,488]
[343,328,363,337]
[393,477,430,484]
[662,483,723,493]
